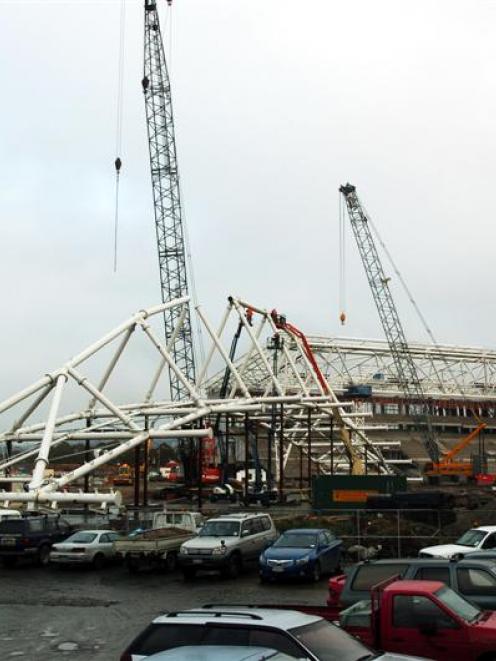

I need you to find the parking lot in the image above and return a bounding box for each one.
[0,563,326,660]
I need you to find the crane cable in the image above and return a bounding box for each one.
[364,205,465,396]
[338,192,346,325]
[113,0,126,273]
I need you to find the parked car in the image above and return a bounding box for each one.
[339,578,496,661]
[328,557,496,610]
[0,514,73,567]
[145,646,300,661]
[259,528,342,582]
[49,529,122,568]
[115,511,203,573]
[419,526,496,559]
[119,606,425,661]
[178,512,277,579]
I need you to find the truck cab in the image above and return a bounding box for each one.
[341,579,496,661]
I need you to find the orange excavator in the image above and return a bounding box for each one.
[424,422,487,479]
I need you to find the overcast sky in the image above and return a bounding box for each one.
[1,0,495,406]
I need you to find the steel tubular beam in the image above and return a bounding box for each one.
[29,373,67,492]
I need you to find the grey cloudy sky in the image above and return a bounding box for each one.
[1,0,495,405]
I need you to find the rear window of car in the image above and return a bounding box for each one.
[128,623,205,655]
[127,623,303,658]
[0,520,26,534]
[457,568,496,595]
[260,516,272,531]
[413,566,450,584]
[351,563,409,591]
[67,532,98,544]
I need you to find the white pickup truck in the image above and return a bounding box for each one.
[419,525,496,559]
[115,510,203,573]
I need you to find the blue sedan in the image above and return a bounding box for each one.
[259,528,342,582]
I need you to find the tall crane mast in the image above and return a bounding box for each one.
[142,0,196,401]
[339,183,440,464]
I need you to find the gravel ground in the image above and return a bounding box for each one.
[0,561,327,661]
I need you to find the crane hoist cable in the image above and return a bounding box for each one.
[338,191,346,325]
[113,0,126,273]
[365,211,465,397]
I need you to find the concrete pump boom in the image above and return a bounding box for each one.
[339,183,440,465]
[270,310,365,475]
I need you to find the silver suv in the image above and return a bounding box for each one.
[178,512,277,579]
[120,606,425,660]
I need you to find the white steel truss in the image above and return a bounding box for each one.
[0,298,392,508]
[213,336,496,403]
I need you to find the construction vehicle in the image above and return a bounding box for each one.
[113,463,133,486]
[161,456,221,486]
[424,422,487,480]
[143,0,199,487]
[213,306,265,488]
[270,309,367,475]
[340,184,491,481]
[340,183,440,467]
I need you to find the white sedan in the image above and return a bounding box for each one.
[50,529,121,568]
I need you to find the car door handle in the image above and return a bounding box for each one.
[391,637,405,643]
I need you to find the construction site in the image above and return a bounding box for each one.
[0,0,496,661]
[0,0,495,516]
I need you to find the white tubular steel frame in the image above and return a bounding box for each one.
[0,297,390,508]
[222,335,496,403]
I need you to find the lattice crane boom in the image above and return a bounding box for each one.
[142,0,196,400]
[339,183,440,464]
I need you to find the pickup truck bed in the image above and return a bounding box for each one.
[115,526,196,573]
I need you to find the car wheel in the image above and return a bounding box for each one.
[93,553,105,570]
[312,561,322,582]
[38,544,51,567]
[165,552,177,572]
[182,567,196,581]
[2,557,18,568]
[225,554,242,579]
[126,558,139,574]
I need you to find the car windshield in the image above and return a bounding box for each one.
[199,521,240,537]
[273,533,318,549]
[65,532,98,544]
[435,585,481,622]
[456,529,486,547]
[291,619,374,661]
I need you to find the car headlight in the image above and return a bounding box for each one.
[212,546,227,555]
[296,555,311,565]
[180,547,188,555]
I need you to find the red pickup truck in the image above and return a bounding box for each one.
[249,578,496,660]
[339,578,496,661]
